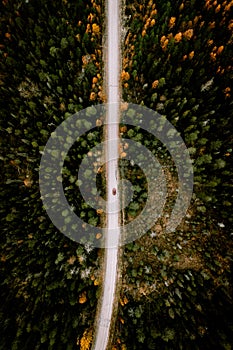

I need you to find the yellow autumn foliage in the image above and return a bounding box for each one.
[179,3,184,11]
[183,29,194,40]
[169,17,176,29]
[24,177,33,187]
[67,256,76,265]
[92,23,100,35]
[119,317,125,324]
[217,45,224,54]
[162,38,169,50]
[90,92,96,101]
[96,208,103,215]
[79,291,87,304]
[174,32,182,42]
[79,329,93,350]
[150,19,156,26]
[189,51,195,59]
[152,80,159,89]
[224,87,231,98]
[209,21,216,29]
[215,4,221,12]
[120,296,129,306]
[228,21,233,30]
[92,77,98,84]
[160,35,166,44]
[120,125,127,133]
[121,70,130,81]
[88,13,95,23]
[151,9,157,16]
[85,23,91,33]
[96,232,102,240]
[210,52,216,61]
[82,55,91,66]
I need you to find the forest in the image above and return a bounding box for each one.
[0,0,232,349]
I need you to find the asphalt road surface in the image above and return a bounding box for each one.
[92,0,121,349]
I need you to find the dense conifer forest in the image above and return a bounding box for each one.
[0,0,232,349]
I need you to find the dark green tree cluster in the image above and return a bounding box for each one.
[0,0,103,349]
[123,0,232,228]
[115,0,233,349]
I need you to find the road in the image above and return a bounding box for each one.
[92,0,121,349]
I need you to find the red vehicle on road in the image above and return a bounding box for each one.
[112,188,116,195]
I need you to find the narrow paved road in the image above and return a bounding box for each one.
[92,0,121,349]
